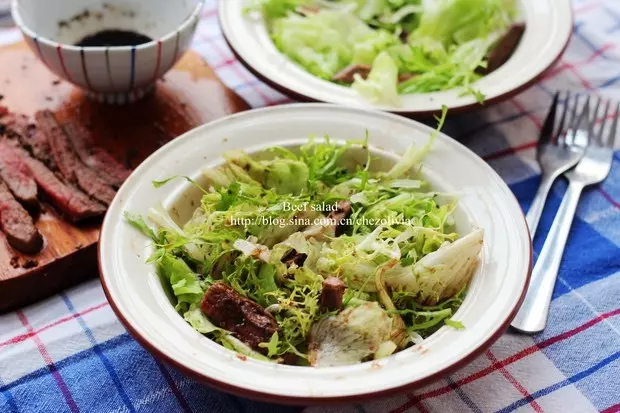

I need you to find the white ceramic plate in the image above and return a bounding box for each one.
[219,0,572,115]
[99,104,532,404]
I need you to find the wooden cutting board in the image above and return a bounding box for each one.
[0,42,249,313]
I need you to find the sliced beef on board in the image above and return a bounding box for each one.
[0,141,106,222]
[62,119,132,188]
[0,144,39,211]
[35,110,116,206]
[0,179,43,254]
[2,113,58,170]
[201,282,278,350]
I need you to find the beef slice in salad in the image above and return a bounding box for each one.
[320,277,346,311]
[201,282,278,350]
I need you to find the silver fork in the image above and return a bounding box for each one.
[527,92,588,238]
[512,96,619,334]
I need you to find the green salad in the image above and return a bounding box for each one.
[126,110,484,366]
[248,0,520,105]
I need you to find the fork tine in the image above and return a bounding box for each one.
[539,91,559,144]
[589,96,602,138]
[556,91,572,144]
[570,95,591,147]
[606,101,619,148]
[597,99,612,146]
[564,93,581,146]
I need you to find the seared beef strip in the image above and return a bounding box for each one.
[0,145,39,211]
[62,119,132,188]
[36,110,116,205]
[201,282,278,350]
[399,30,409,43]
[296,5,320,16]
[327,200,352,237]
[398,73,416,83]
[332,64,372,83]
[3,113,58,170]
[281,249,308,268]
[0,179,43,254]
[332,64,415,84]
[481,23,526,74]
[0,141,105,221]
[320,277,346,311]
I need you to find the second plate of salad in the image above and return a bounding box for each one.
[220,0,572,114]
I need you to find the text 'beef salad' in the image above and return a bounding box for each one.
[127,109,484,367]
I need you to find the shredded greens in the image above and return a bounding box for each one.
[127,107,484,366]
[248,0,519,104]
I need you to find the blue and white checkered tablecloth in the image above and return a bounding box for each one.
[1,0,619,412]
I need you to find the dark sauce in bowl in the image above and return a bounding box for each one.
[75,29,152,47]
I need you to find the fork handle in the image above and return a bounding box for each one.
[526,172,558,238]
[511,180,584,334]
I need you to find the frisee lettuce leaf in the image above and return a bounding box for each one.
[445,319,465,330]
[352,51,400,105]
[259,331,281,357]
[124,212,157,241]
[156,254,204,310]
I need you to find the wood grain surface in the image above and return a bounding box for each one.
[0,42,249,313]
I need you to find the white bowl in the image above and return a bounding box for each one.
[99,104,532,404]
[219,0,572,116]
[12,0,203,104]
